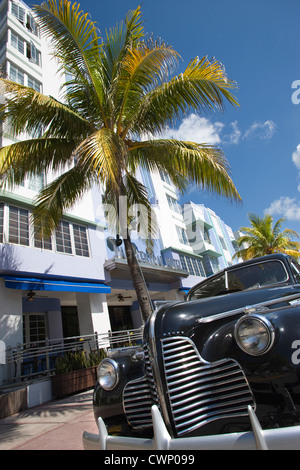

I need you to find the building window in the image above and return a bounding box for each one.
[191,258,203,276]
[27,75,42,92]
[26,13,39,36]
[11,31,41,66]
[26,42,41,66]
[179,254,205,277]
[34,226,52,251]
[9,205,29,246]
[204,227,211,243]
[219,236,228,251]
[210,256,220,273]
[23,313,47,345]
[11,2,25,24]
[9,63,24,85]
[55,220,72,254]
[167,194,181,214]
[176,226,189,245]
[34,235,52,251]
[0,201,90,256]
[28,173,44,191]
[73,224,89,257]
[11,3,39,36]
[11,30,24,54]
[159,170,171,185]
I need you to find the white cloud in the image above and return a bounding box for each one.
[243,120,277,140]
[222,120,242,144]
[292,144,300,170]
[291,143,300,191]
[159,114,276,147]
[265,144,300,222]
[162,114,224,145]
[223,119,277,144]
[265,196,300,221]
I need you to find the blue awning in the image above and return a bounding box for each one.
[178,287,190,294]
[3,276,111,294]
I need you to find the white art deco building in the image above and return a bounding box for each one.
[0,0,242,405]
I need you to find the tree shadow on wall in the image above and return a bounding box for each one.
[0,244,22,273]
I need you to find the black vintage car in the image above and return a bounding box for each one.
[83,253,300,450]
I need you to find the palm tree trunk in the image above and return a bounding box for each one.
[123,232,153,323]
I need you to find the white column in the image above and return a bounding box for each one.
[76,292,111,337]
[0,279,23,385]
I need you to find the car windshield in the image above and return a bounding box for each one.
[188,260,288,300]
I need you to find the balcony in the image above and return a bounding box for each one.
[191,239,221,258]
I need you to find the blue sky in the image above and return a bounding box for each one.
[33,0,300,235]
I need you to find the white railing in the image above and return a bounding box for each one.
[4,328,143,384]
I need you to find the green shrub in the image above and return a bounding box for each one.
[87,349,106,367]
[55,348,106,374]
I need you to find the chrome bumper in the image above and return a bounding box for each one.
[83,405,300,450]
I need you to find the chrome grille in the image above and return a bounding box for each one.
[123,376,155,429]
[161,337,255,436]
[123,346,159,429]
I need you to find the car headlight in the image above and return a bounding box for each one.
[97,358,119,391]
[234,314,275,356]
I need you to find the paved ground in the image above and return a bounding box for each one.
[0,389,98,450]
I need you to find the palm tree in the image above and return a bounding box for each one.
[0,1,241,321]
[234,213,300,260]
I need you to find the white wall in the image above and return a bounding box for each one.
[0,279,23,383]
[76,292,111,339]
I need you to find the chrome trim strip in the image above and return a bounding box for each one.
[198,292,300,324]
[148,306,172,429]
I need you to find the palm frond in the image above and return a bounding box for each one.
[75,128,126,188]
[33,0,108,126]
[117,43,179,135]
[280,228,300,240]
[103,5,144,70]
[33,163,94,236]
[33,0,101,77]
[99,6,146,130]
[0,138,77,188]
[123,6,144,47]
[126,56,238,137]
[103,6,144,74]
[129,139,241,202]
[235,213,300,260]
[183,56,239,109]
[0,79,92,138]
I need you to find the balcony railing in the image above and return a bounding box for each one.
[4,328,143,385]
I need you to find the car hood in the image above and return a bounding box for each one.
[149,284,300,339]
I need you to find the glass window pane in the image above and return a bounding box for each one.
[73,224,89,257]
[9,205,29,245]
[55,221,72,254]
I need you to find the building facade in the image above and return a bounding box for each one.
[0,0,113,388]
[0,0,242,392]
